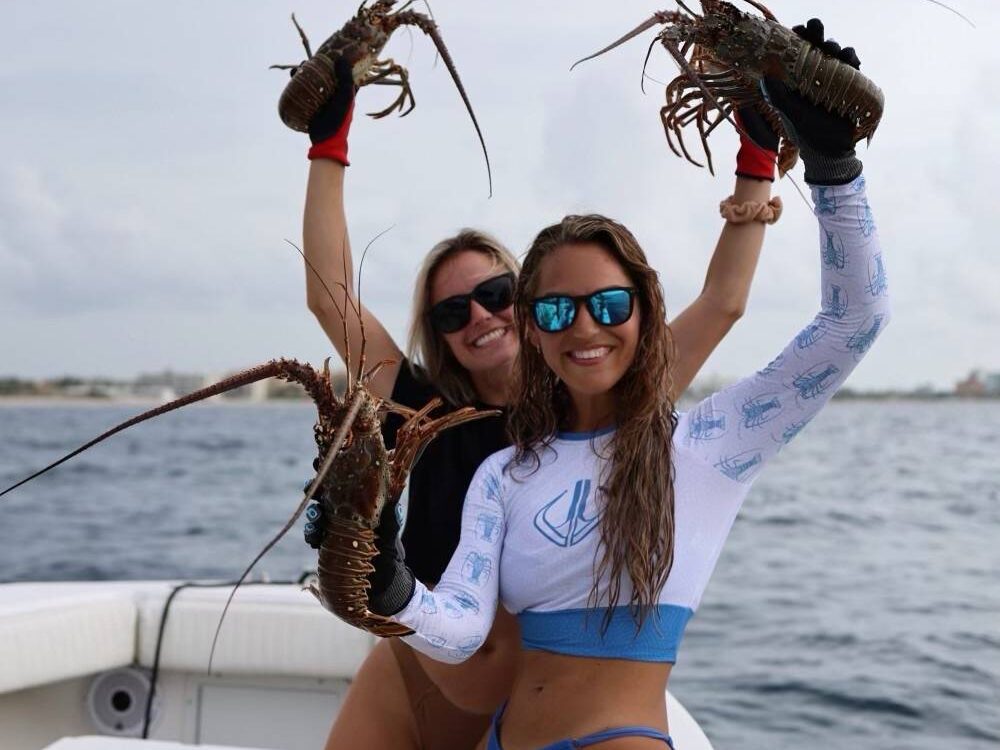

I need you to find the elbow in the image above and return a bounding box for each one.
[306,294,338,325]
[722,302,746,322]
[699,290,747,324]
[713,299,747,325]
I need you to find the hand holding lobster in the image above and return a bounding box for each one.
[273,1,492,194]
[761,19,866,186]
[572,1,885,180]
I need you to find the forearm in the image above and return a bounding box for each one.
[699,176,772,317]
[667,176,771,399]
[303,160,352,315]
[392,459,506,664]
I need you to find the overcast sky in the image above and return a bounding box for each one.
[1,0,996,390]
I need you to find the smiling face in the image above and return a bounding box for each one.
[528,243,641,405]
[429,250,518,377]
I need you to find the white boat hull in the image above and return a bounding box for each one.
[0,581,713,750]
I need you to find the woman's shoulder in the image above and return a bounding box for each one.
[391,359,440,405]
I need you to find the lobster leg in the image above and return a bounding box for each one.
[363,60,416,119]
[386,406,500,502]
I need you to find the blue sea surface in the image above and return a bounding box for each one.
[0,400,997,749]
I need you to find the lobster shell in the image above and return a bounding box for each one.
[278,54,338,133]
[314,514,415,637]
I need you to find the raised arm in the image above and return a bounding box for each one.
[676,22,890,482]
[676,176,889,481]
[667,108,781,401]
[303,58,401,399]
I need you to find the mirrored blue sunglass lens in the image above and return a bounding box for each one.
[589,290,632,325]
[534,297,576,332]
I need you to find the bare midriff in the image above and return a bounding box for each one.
[414,606,522,715]
[500,650,673,749]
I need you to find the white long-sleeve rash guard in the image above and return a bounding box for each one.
[393,176,891,664]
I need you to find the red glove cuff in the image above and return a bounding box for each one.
[735,134,777,182]
[307,101,354,166]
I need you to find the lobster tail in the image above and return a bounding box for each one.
[312,515,414,637]
[275,54,338,133]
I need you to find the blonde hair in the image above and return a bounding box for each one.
[406,229,520,406]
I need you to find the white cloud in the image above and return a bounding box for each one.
[0,0,997,388]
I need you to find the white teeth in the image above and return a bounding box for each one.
[473,328,507,347]
[571,347,611,360]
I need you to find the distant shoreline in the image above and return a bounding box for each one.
[0,397,312,407]
[2,395,998,407]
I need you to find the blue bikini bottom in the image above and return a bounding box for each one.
[487,704,675,750]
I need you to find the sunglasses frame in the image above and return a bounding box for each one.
[530,286,637,334]
[428,271,517,334]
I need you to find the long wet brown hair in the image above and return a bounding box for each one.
[507,214,678,629]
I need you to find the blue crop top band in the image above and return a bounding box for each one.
[393,176,890,665]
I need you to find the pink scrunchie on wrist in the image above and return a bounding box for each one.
[719,195,783,225]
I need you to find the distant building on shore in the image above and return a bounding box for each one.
[955,370,1000,397]
[133,371,206,401]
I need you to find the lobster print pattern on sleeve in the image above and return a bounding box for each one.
[394,178,890,665]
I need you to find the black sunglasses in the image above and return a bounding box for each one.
[429,272,516,333]
[531,287,636,333]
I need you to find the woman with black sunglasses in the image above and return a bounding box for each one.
[302,56,780,750]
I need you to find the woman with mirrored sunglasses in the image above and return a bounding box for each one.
[300,56,780,750]
[361,23,890,750]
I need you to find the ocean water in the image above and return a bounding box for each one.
[0,401,997,749]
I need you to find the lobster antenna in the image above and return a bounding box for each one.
[0,363,288,500]
[340,230,354,393]
[407,16,492,197]
[207,386,367,673]
[570,12,678,71]
[640,36,660,94]
[422,0,441,68]
[355,224,396,383]
[290,13,313,58]
[286,240,348,322]
[734,0,776,21]
[922,0,975,27]
[642,71,669,87]
[288,237,353,395]
[781,167,813,212]
[404,25,416,66]
[675,0,702,19]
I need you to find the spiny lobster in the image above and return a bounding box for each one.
[571,0,887,177]
[0,262,498,653]
[272,0,492,195]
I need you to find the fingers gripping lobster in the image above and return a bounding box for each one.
[572,0,886,177]
[273,0,492,194]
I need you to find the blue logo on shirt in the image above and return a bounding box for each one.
[533,479,600,548]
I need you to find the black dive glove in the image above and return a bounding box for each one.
[301,478,414,616]
[763,19,865,186]
[306,56,356,163]
[302,478,325,549]
[367,502,416,617]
